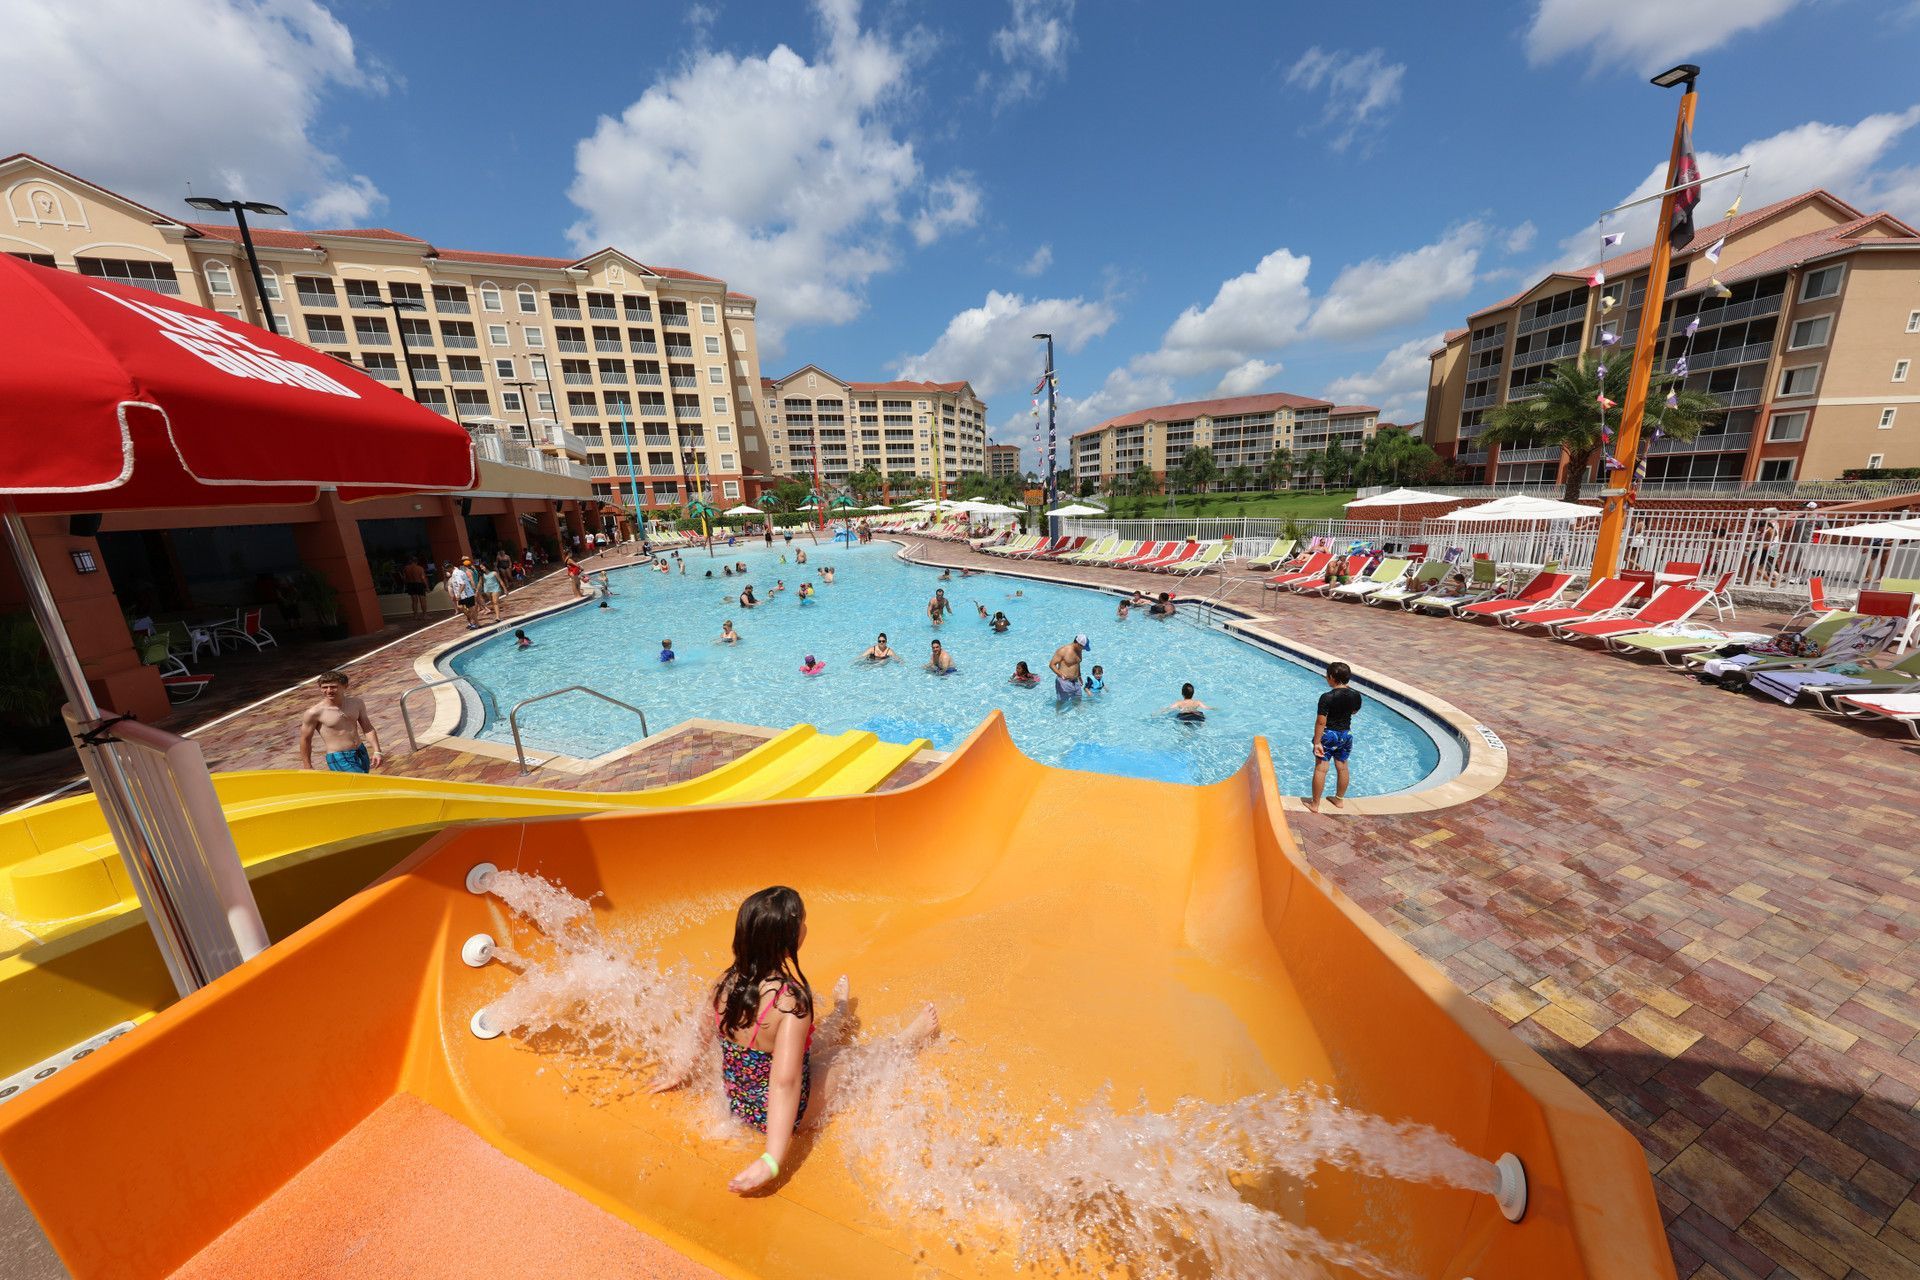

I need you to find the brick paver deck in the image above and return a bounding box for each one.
[7,536,1918,1279]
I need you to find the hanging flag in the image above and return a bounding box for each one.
[1685,317,1701,337]
[1671,356,1689,378]
[1599,293,1617,313]
[1633,457,1648,485]
[1653,425,1666,440]
[1709,278,1732,299]
[1602,231,1624,248]
[1669,119,1702,250]
[1597,393,1617,409]
[1589,269,1606,287]
[1599,328,1620,347]
[1724,196,1741,219]
[1665,389,1679,408]
[1704,236,1725,264]
[1597,364,1609,381]
[1604,455,1626,471]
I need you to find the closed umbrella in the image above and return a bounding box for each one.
[0,256,476,994]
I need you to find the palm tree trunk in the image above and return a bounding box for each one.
[1562,448,1593,503]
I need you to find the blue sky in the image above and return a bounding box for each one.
[7,0,1920,462]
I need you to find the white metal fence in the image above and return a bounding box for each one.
[1062,508,1920,590]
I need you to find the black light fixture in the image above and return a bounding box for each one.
[69,549,99,574]
[1649,63,1699,89]
[184,196,288,334]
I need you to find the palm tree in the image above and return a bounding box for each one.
[1262,447,1294,492]
[1227,464,1253,493]
[1129,464,1158,518]
[845,466,883,503]
[1356,427,1440,487]
[1482,354,1721,502]
[1177,445,1219,495]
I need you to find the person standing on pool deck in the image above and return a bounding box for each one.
[1310,661,1362,811]
[299,671,383,773]
[1048,634,1089,699]
[446,558,478,629]
[401,556,429,620]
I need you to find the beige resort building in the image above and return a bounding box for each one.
[759,367,987,490]
[1423,189,1920,488]
[1071,392,1379,490]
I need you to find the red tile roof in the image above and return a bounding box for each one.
[649,264,724,283]
[849,379,970,393]
[184,221,322,251]
[1682,213,1920,291]
[726,291,756,302]
[430,247,576,269]
[1327,405,1380,417]
[1443,328,1468,343]
[1073,390,1332,437]
[310,227,425,242]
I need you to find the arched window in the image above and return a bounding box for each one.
[517,284,537,314]
[731,328,744,347]
[480,281,502,312]
[203,260,236,296]
[257,268,281,301]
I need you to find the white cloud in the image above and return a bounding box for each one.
[1137,249,1314,378]
[1284,47,1405,152]
[1017,243,1053,276]
[984,0,1075,110]
[1526,0,1801,74]
[567,0,947,348]
[1322,333,1443,422]
[894,289,1117,406]
[1503,220,1537,254]
[1309,222,1485,342]
[1552,106,1920,265]
[1055,365,1175,437]
[1214,359,1283,397]
[0,0,388,224]
[686,2,720,45]
[910,172,983,246]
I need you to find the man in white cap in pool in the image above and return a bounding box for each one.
[1049,634,1090,699]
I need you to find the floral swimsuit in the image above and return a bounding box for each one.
[717,983,812,1133]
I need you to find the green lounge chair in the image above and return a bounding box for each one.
[1245,539,1297,571]
[1369,561,1446,607]
[1329,558,1410,601]
[1681,611,1867,676]
[1411,559,1501,614]
[1605,625,1772,667]
[1804,649,1920,710]
[1058,534,1118,564]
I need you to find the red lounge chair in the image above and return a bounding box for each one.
[1290,554,1368,594]
[1552,585,1710,641]
[1784,576,1842,627]
[1502,578,1638,631]
[1457,571,1574,620]
[1131,540,1194,570]
[1033,536,1088,559]
[1017,536,1065,558]
[1141,542,1201,573]
[1111,541,1172,568]
[1263,552,1332,590]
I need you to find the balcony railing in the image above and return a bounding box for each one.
[674,406,701,419]
[634,371,662,385]
[1517,305,1582,336]
[643,433,672,447]
[296,290,337,309]
[594,339,623,353]
[662,314,690,328]
[588,305,618,320]
[1511,336,1581,368]
[670,375,697,388]
[632,341,658,355]
[436,299,471,315]
[648,464,678,476]
[557,340,588,354]
[1469,329,1506,354]
[1462,392,1499,411]
[1494,445,1562,463]
[600,369,629,385]
[551,305,583,320]
[356,329,392,345]
[1669,292,1782,334]
[563,372,593,386]
[1689,341,1772,372]
[624,305,652,322]
[412,367,442,383]
[1650,431,1753,455]
[442,334,478,349]
[449,368,484,383]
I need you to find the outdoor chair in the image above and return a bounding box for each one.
[1783,577,1844,628]
[138,636,187,679]
[1802,650,1920,711]
[1292,554,1368,595]
[1551,586,1711,642]
[161,673,215,703]
[1411,558,1503,614]
[1502,578,1639,631]
[1329,558,1411,601]
[211,608,277,652]
[1368,560,1447,607]
[1245,539,1297,571]
[1831,691,1920,739]
[1456,571,1574,621]
[1262,552,1332,591]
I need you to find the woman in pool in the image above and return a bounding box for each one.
[1164,682,1209,721]
[859,632,898,662]
[1116,597,1131,620]
[650,887,938,1194]
[738,584,758,608]
[799,654,826,676]
[773,579,786,593]
[720,621,739,645]
[1009,661,1039,686]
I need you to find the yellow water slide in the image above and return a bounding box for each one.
[0,713,1671,1279]
[0,725,925,1078]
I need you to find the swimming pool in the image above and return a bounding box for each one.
[445,540,1456,793]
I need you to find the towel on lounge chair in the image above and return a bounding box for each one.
[1749,669,1877,704]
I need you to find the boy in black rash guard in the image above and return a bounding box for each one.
[1311,661,1363,811]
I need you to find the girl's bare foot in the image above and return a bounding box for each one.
[832,973,850,1005]
[903,1003,939,1047]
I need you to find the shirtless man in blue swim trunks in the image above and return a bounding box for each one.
[1048,634,1090,699]
[299,670,383,773]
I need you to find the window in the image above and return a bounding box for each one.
[529,355,547,378]
[488,324,509,346]
[354,316,391,344]
[77,257,182,294]
[700,301,717,325]
[1766,411,1807,443]
[305,315,346,344]
[432,284,470,314]
[1778,364,1819,397]
[502,391,522,412]
[518,284,538,314]
[495,358,515,379]
[1908,310,1920,333]
[1800,265,1843,301]
[1868,453,1885,469]
[257,269,281,301]
[708,366,724,384]
[711,396,729,415]
[723,480,740,499]
[1880,408,1898,429]
[1757,458,1796,482]
[523,326,545,348]
[360,352,398,381]
[715,425,732,442]
[292,275,337,307]
[731,327,744,346]
[1788,316,1831,350]
[480,282,502,312]
[1895,360,1910,383]
[271,313,291,337]
[537,392,554,413]
[203,261,235,296]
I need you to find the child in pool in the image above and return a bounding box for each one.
[650,887,938,1194]
[1010,661,1039,685]
[797,582,815,603]
[514,629,533,649]
[659,638,676,663]
[800,654,826,676]
[1165,682,1209,721]
[1085,665,1105,692]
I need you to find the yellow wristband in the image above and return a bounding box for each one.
[759,1152,779,1177]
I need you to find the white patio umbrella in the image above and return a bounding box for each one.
[1439,493,1602,522]
[1815,517,1920,541]
[1047,502,1105,517]
[1346,487,1454,508]
[959,501,1022,515]
[722,503,763,516]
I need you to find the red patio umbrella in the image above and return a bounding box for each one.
[0,255,475,994]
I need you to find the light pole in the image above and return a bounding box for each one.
[1032,332,1058,506]
[365,291,429,404]
[506,380,539,441]
[1590,62,1700,581]
[184,196,287,334]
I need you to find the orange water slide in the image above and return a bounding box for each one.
[0,713,1673,1278]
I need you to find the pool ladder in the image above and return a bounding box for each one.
[508,686,649,773]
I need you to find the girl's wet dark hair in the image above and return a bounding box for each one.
[713,886,813,1035]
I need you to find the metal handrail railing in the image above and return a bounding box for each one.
[509,685,648,773]
[399,676,475,752]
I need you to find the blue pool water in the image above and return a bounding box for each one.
[447,541,1450,793]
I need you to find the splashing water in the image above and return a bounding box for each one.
[477,872,1500,1278]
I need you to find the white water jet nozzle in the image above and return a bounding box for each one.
[461,934,496,968]
[466,862,498,895]
[1493,1153,1527,1223]
[470,1007,503,1040]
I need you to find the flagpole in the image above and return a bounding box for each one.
[1589,66,1698,582]
[619,399,643,541]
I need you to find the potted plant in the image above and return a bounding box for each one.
[0,611,71,752]
[293,569,348,640]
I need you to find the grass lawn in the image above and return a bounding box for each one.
[1098,490,1356,520]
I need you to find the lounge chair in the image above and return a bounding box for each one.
[1136,541,1201,572]
[1880,579,1920,651]
[990,534,1041,557]
[161,673,215,703]
[1263,552,1332,591]
[1783,576,1845,628]
[139,636,187,679]
[1016,536,1067,559]
[1456,571,1574,621]
[1604,624,1772,666]
[1245,539,1298,572]
[1832,691,1920,739]
[211,607,276,652]
[1502,578,1639,631]
[1368,561,1447,607]
[1160,542,1227,576]
[1110,541,1172,569]
[1803,649,1920,711]
[1293,554,1369,596]
[1696,571,1738,621]
[1032,536,1089,560]
[1329,558,1411,601]
[1551,586,1711,642]
[1056,534,1117,563]
[1410,559,1503,614]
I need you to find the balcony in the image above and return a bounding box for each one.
[441,333,478,350]
[1669,292,1782,334]
[644,433,672,447]
[1650,431,1752,455]
[635,371,662,385]
[624,305,652,322]
[563,372,593,386]
[1462,392,1499,411]
[648,464,679,476]
[665,346,693,360]
[1689,341,1772,372]
[599,368,629,385]
[1517,305,1582,336]
[411,366,442,383]
[631,341,658,355]
[588,304,618,320]
[1511,336,1581,369]
[594,339,623,353]
[296,290,337,309]
[449,368,484,383]
[436,298,471,315]
[674,406,701,419]
[1494,445,1562,463]
[1469,329,1506,354]
[670,375,697,388]
[356,329,392,346]
[662,314,690,328]
[540,426,591,458]
[551,304,583,321]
